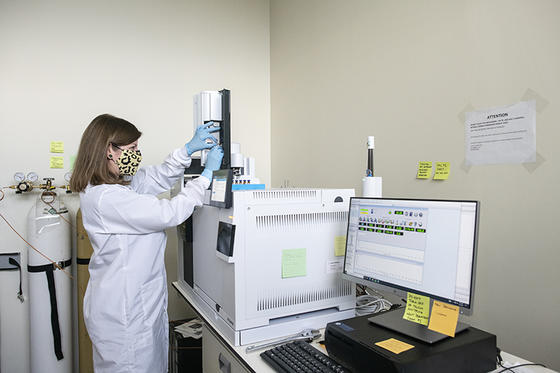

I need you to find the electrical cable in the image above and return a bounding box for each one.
[356,295,392,315]
[355,287,393,316]
[496,349,517,373]
[496,362,547,373]
[498,365,515,373]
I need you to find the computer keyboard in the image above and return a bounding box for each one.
[260,340,350,373]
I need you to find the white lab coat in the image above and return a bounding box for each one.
[80,147,210,373]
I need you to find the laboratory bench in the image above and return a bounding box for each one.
[172,282,555,373]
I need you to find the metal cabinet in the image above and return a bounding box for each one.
[202,325,251,373]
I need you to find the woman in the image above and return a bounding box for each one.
[70,114,223,372]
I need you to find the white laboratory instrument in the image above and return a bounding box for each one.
[176,188,356,346]
[192,89,261,188]
[230,142,260,186]
[176,89,354,345]
[193,90,231,168]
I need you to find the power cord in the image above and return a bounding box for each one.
[355,286,393,316]
[496,362,547,372]
[496,347,547,372]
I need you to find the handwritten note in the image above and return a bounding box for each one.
[334,236,346,256]
[50,156,64,169]
[282,248,307,278]
[428,301,460,337]
[403,292,430,325]
[50,141,64,153]
[433,162,450,180]
[416,162,432,179]
[375,338,415,354]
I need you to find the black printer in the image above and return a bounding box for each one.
[325,311,496,373]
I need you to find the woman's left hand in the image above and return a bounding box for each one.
[185,122,221,155]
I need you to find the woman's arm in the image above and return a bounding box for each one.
[130,147,191,195]
[94,176,210,234]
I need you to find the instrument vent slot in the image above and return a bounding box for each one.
[256,281,353,312]
[255,211,348,231]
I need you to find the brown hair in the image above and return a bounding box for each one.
[70,114,142,192]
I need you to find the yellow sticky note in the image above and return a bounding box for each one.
[334,236,346,256]
[403,292,430,325]
[375,338,415,354]
[428,301,460,337]
[50,156,64,169]
[433,162,450,180]
[282,248,306,278]
[50,141,64,153]
[416,161,432,179]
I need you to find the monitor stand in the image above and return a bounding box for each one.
[368,308,470,344]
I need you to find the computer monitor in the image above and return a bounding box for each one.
[342,197,479,342]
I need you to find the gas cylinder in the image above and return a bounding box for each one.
[27,191,72,373]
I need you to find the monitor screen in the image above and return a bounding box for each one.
[209,169,233,209]
[343,198,479,309]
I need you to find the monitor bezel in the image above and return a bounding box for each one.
[209,169,233,209]
[341,197,480,315]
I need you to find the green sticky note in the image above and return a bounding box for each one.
[403,292,430,326]
[50,156,64,169]
[334,236,346,257]
[69,155,76,170]
[50,141,64,153]
[282,248,307,278]
[416,161,432,179]
[433,162,450,180]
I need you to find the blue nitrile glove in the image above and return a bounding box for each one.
[185,122,221,155]
[201,146,224,180]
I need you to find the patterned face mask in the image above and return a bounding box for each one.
[112,143,142,176]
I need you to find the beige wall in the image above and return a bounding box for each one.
[271,0,559,370]
[0,1,270,372]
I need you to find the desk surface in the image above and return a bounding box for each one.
[172,282,554,373]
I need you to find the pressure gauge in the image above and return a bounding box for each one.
[27,172,38,183]
[64,172,72,182]
[14,172,25,183]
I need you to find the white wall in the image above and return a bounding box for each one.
[0,1,270,372]
[270,0,560,370]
